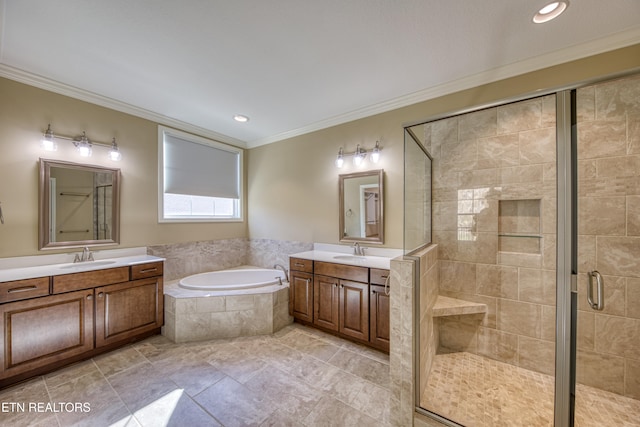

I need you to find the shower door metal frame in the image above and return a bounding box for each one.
[554,89,576,427]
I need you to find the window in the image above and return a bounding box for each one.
[158,126,243,222]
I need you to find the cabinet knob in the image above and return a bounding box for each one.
[371,290,377,294]
[86,294,93,300]
[339,284,344,289]
[333,283,338,288]
[98,292,104,298]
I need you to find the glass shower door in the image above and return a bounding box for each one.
[572,74,640,426]
[414,94,559,426]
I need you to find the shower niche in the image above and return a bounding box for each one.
[498,199,542,254]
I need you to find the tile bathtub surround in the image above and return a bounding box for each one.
[163,283,292,342]
[0,324,392,427]
[148,238,314,281]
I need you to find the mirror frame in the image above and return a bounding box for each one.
[339,169,384,244]
[39,159,121,250]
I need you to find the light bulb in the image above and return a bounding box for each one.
[109,138,122,161]
[371,141,380,163]
[76,132,92,157]
[335,148,344,168]
[78,145,92,157]
[353,145,365,166]
[41,124,57,151]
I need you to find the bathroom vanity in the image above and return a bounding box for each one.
[0,255,163,388]
[289,251,391,352]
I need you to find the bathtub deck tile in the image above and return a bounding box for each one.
[226,294,255,311]
[195,295,225,313]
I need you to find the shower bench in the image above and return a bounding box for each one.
[432,295,487,317]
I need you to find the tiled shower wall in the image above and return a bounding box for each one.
[427,94,559,376]
[147,238,313,281]
[575,74,640,398]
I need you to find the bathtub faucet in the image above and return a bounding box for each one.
[273,264,289,282]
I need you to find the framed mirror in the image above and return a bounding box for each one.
[339,169,384,244]
[39,159,121,250]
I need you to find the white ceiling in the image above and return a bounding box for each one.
[1,1,639,148]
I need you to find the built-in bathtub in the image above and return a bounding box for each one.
[163,266,292,343]
[179,268,286,291]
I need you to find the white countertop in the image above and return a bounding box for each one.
[0,251,164,283]
[290,250,393,270]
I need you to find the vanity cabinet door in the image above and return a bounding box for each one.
[289,271,314,322]
[369,284,390,352]
[0,290,94,381]
[314,275,339,332]
[95,277,163,348]
[339,280,369,341]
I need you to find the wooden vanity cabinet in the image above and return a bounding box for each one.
[289,258,314,323]
[314,262,369,342]
[289,257,390,352]
[95,277,163,347]
[0,289,94,381]
[313,275,339,331]
[0,261,163,388]
[369,268,390,352]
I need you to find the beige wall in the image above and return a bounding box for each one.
[1,44,638,258]
[248,44,640,250]
[0,78,247,257]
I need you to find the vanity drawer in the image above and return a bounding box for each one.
[0,277,50,303]
[131,262,163,280]
[370,269,390,286]
[53,267,129,294]
[314,261,368,283]
[290,258,313,273]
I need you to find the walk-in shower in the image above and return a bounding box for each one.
[406,73,640,426]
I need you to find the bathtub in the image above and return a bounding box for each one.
[178,268,287,291]
[163,266,292,343]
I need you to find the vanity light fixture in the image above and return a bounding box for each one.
[533,1,568,23]
[39,124,123,161]
[334,141,382,168]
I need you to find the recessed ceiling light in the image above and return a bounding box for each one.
[233,114,249,123]
[533,1,569,24]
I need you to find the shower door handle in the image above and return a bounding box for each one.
[587,271,604,311]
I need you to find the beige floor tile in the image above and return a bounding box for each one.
[303,395,383,427]
[327,348,390,389]
[193,376,275,427]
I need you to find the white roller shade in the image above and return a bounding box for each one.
[163,132,240,199]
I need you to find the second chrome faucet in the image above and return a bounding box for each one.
[74,246,94,263]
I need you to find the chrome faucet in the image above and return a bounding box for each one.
[273,264,289,282]
[74,246,94,263]
[353,243,366,256]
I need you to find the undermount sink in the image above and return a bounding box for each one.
[58,260,118,270]
[333,255,368,261]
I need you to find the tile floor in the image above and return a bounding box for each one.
[0,324,393,427]
[421,352,640,427]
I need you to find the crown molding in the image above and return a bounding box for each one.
[246,27,640,148]
[1,24,638,151]
[0,64,247,149]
